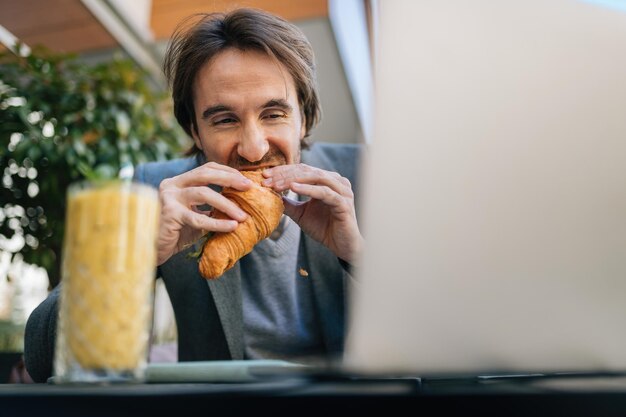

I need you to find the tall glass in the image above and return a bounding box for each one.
[53,180,160,383]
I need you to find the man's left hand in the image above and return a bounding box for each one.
[262,164,363,263]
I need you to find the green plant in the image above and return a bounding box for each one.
[0,46,187,288]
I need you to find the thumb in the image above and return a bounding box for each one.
[282,195,306,221]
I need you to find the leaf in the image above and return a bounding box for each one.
[186,232,214,260]
[94,164,116,180]
[27,146,41,161]
[115,111,130,138]
[76,161,98,181]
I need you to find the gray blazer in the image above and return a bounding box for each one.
[24,142,361,382]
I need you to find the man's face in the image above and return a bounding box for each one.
[191,48,305,170]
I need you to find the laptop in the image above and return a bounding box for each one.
[344,0,626,378]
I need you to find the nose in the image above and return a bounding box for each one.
[237,122,269,163]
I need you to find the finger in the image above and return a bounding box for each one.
[170,162,252,190]
[281,195,306,221]
[182,209,239,233]
[263,165,352,197]
[201,161,241,174]
[289,182,350,213]
[182,187,248,221]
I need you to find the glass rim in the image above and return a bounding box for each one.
[66,179,158,199]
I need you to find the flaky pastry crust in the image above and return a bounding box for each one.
[199,170,284,279]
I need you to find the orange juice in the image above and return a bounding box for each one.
[54,181,159,382]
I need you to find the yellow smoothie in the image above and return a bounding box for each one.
[56,181,159,375]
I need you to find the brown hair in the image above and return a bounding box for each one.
[163,8,321,155]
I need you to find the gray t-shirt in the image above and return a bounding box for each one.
[240,215,326,364]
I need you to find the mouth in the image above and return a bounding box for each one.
[239,164,279,171]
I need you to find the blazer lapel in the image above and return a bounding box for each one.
[206,263,244,360]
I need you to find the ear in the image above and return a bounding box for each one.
[191,123,204,151]
[299,115,306,140]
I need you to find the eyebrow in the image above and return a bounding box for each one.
[201,105,232,120]
[200,98,293,120]
[261,99,293,112]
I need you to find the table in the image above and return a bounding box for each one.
[5,373,626,417]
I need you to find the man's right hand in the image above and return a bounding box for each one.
[157,162,251,265]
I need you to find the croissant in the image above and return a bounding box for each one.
[199,170,284,279]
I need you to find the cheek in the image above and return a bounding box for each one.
[199,136,237,165]
[269,126,301,163]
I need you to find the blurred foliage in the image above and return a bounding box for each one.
[0,45,187,288]
[0,320,24,352]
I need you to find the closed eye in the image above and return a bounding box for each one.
[213,117,237,125]
[264,112,287,120]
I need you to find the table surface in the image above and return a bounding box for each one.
[5,372,626,417]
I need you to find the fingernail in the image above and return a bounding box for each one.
[262,178,272,186]
[242,178,252,185]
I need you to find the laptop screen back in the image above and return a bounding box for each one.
[345,0,626,376]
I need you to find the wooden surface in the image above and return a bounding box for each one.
[151,0,328,39]
[0,0,115,53]
[0,0,328,53]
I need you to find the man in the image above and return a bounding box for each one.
[24,7,363,382]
